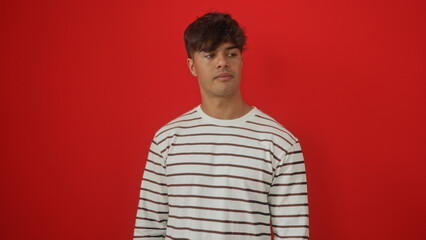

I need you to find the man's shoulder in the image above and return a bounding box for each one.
[152,105,199,142]
[252,107,299,146]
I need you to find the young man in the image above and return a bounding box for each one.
[133,12,309,240]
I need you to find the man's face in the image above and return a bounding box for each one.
[187,42,243,99]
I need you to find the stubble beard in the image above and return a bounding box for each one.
[200,78,240,99]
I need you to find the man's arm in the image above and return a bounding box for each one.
[268,141,309,239]
[133,139,168,239]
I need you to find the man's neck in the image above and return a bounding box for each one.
[200,96,253,120]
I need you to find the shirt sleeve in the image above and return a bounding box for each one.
[133,139,169,239]
[268,141,309,239]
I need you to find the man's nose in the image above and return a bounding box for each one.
[216,53,229,69]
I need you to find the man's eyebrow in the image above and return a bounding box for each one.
[199,45,238,53]
[199,48,211,53]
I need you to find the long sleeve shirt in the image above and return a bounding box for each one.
[133,104,309,239]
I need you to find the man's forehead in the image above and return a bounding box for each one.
[199,42,239,52]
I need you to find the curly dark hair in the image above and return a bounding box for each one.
[184,12,247,59]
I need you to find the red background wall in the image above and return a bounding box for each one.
[1,0,425,239]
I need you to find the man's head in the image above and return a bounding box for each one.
[184,12,247,59]
[184,12,247,99]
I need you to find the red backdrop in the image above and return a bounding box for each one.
[1,1,425,239]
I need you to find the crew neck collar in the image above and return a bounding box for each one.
[196,104,258,126]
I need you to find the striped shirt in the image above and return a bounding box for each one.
[133,104,309,240]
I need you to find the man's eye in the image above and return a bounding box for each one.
[205,53,215,58]
[228,52,238,57]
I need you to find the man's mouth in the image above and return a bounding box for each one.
[214,73,233,81]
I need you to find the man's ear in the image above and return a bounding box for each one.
[187,58,197,77]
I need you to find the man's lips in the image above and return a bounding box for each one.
[214,73,233,81]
